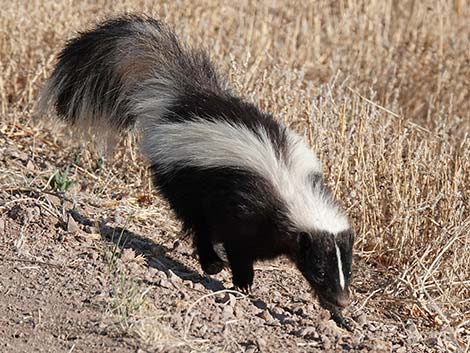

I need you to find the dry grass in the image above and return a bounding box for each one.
[1,0,469,349]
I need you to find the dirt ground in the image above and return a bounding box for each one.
[0,144,460,352]
[1,0,469,352]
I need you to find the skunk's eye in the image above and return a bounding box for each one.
[315,270,325,280]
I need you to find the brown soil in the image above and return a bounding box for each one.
[0,145,452,352]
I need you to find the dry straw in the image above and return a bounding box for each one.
[1,0,468,348]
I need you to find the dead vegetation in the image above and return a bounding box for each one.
[1,0,469,352]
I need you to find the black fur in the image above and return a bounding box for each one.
[40,15,355,312]
[296,230,354,308]
[150,164,292,289]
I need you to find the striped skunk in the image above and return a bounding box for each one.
[39,15,354,326]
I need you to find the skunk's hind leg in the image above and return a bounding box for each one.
[193,224,225,275]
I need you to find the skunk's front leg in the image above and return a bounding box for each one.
[225,243,254,293]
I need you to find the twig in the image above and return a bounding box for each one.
[347,86,400,118]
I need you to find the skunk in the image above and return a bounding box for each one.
[39,15,354,319]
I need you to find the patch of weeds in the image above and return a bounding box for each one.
[101,221,154,336]
[72,147,82,165]
[47,169,75,193]
[94,157,105,172]
[104,226,130,273]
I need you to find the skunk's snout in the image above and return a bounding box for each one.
[318,287,350,310]
[335,289,350,308]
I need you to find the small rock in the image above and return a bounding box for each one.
[26,160,35,171]
[158,279,172,289]
[252,299,267,310]
[167,270,182,286]
[83,225,98,234]
[424,337,438,347]
[395,346,407,353]
[257,310,274,322]
[405,320,422,343]
[271,306,285,316]
[317,321,335,337]
[256,338,266,349]
[144,268,158,283]
[298,292,311,302]
[194,283,205,291]
[222,305,234,320]
[373,339,392,351]
[298,326,319,339]
[353,313,367,325]
[198,324,208,336]
[271,291,282,303]
[321,334,332,350]
[113,215,125,225]
[67,215,80,233]
[367,322,378,332]
[216,293,236,306]
[234,306,245,318]
[291,304,306,316]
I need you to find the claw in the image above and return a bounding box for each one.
[233,283,251,295]
[331,309,353,332]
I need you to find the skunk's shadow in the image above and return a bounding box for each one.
[70,210,225,292]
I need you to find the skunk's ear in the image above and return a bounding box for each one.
[298,232,312,250]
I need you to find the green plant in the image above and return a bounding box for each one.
[49,169,75,193]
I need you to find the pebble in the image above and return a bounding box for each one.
[298,326,319,339]
[353,313,367,325]
[271,306,285,316]
[158,278,172,289]
[321,334,332,350]
[291,304,306,316]
[257,310,277,325]
[256,337,266,349]
[222,305,234,320]
[367,322,378,332]
[252,299,267,310]
[167,270,182,286]
[199,324,208,336]
[234,306,245,318]
[194,283,205,291]
[67,215,80,233]
[216,293,236,307]
[46,192,61,207]
[26,160,35,171]
[298,292,311,302]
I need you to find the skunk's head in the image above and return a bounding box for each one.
[295,229,354,309]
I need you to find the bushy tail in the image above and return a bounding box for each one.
[39,15,226,135]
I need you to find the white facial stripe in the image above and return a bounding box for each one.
[335,241,345,290]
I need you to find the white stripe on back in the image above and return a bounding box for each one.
[141,118,350,233]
